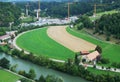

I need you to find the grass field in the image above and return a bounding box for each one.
[21,17,36,23]
[66,27,120,64]
[89,10,118,21]
[0,69,20,82]
[16,27,74,60]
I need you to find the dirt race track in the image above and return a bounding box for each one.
[47,26,96,52]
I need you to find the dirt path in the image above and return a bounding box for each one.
[47,26,96,52]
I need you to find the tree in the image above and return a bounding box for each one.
[67,58,73,66]
[18,70,27,77]
[38,75,46,82]
[46,75,57,82]
[12,49,21,57]
[27,69,36,79]
[74,54,80,65]
[10,64,18,72]
[0,47,3,52]
[19,78,32,82]
[95,45,102,54]
[100,58,110,64]
[0,57,10,69]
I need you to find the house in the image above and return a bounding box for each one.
[0,35,10,41]
[80,51,100,65]
[86,51,100,61]
[0,35,11,45]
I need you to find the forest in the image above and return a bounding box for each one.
[96,13,120,39]
[0,2,21,27]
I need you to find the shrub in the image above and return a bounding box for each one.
[100,58,110,64]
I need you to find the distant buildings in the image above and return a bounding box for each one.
[21,16,78,27]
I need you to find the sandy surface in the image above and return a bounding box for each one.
[47,26,96,52]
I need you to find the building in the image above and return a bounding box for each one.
[6,31,17,37]
[81,51,100,65]
[0,35,10,41]
[86,51,100,62]
[0,35,11,45]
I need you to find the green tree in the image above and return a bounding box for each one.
[38,75,46,82]
[0,57,10,69]
[19,78,32,82]
[27,69,36,79]
[74,54,80,65]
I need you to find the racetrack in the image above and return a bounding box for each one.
[47,26,96,52]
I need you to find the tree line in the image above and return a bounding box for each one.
[96,13,120,40]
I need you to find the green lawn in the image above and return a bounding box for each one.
[89,10,118,21]
[0,69,21,82]
[66,27,120,64]
[16,27,74,60]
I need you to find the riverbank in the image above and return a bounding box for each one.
[0,53,88,82]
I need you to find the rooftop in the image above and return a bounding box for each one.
[86,51,100,61]
[0,35,10,40]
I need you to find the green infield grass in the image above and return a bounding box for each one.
[66,27,120,64]
[16,27,74,60]
[0,69,20,82]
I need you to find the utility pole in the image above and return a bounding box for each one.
[93,4,106,17]
[37,0,40,20]
[68,2,70,21]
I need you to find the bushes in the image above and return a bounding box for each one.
[0,57,10,69]
[106,36,110,41]
[19,78,32,82]
[95,45,102,54]
[99,58,110,64]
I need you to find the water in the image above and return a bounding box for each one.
[0,53,89,82]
